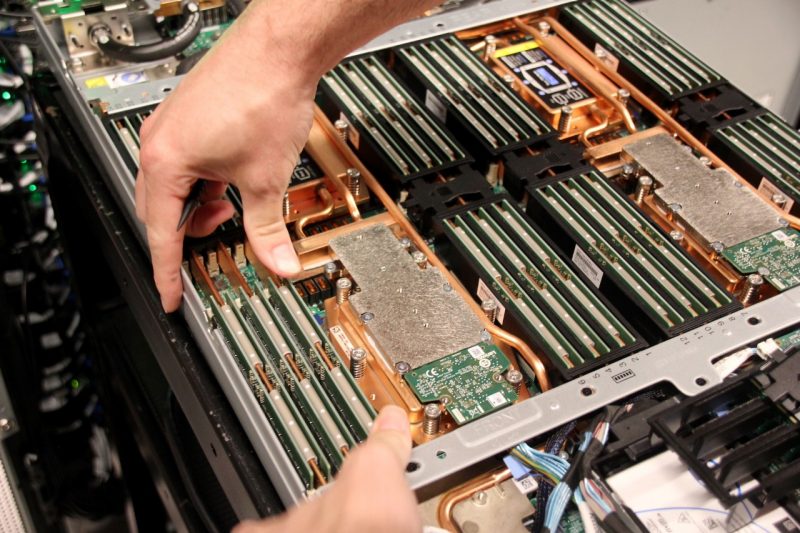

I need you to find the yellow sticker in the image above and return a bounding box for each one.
[84,77,108,89]
[494,40,539,58]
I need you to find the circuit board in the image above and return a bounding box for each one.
[183,21,234,56]
[776,329,800,352]
[722,228,800,291]
[404,342,518,425]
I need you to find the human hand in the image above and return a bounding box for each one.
[234,405,422,533]
[135,15,314,311]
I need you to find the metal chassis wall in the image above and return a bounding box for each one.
[32,0,800,509]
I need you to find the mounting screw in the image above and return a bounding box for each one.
[395,361,411,375]
[360,311,375,324]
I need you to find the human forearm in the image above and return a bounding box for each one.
[224,0,441,84]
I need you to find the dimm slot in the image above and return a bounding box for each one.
[395,35,551,152]
[469,208,611,357]
[490,200,636,348]
[223,289,345,472]
[266,279,376,440]
[446,215,582,369]
[324,70,412,174]
[236,288,353,467]
[209,297,325,489]
[582,173,731,307]
[714,113,800,201]
[321,56,466,179]
[562,0,720,98]
[530,172,735,336]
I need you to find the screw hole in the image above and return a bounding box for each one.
[162,86,172,93]
[406,461,420,473]
[436,450,447,460]
[580,386,595,397]
[210,443,217,457]
[435,21,445,28]
[747,316,761,325]
[695,377,707,386]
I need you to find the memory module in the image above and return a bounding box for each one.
[318,55,470,182]
[189,244,375,488]
[102,106,153,173]
[710,111,800,215]
[560,0,722,102]
[440,196,644,379]
[526,172,739,339]
[393,35,553,157]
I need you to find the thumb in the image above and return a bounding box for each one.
[364,405,412,467]
[239,182,301,277]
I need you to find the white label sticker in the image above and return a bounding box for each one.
[425,90,448,123]
[594,43,620,72]
[477,278,506,324]
[772,230,789,241]
[572,246,604,288]
[468,345,486,359]
[329,325,355,356]
[105,71,148,88]
[758,178,795,212]
[487,392,507,407]
[512,475,539,495]
[338,112,360,150]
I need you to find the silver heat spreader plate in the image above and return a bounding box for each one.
[329,224,484,369]
[623,133,782,249]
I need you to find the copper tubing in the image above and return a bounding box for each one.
[309,458,327,487]
[538,15,800,230]
[295,184,335,239]
[516,17,637,134]
[579,106,609,145]
[254,362,274,392]
[486,322,550,391]
[329,172,362,222]
[437,468,512,531]
[313,107,551,392]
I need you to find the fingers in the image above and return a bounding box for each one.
[185,199,235,237]
[143,174,193,312]
[239,183,301,278]
[135,170,147,222]
[366,405,413,467]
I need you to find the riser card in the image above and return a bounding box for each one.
[560,0,722,103]
[392,35,553,157]
[526,171,739,340]
[318,55,470,183]
[440,196,644,380]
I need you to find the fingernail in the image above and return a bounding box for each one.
[373,406,409,434]
[272,243,301,274]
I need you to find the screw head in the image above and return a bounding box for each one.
[395,361,411,375]
[350,347,367,361]
[424,403,441,418]
[669,230,684,242]
[360,311,374,323]
[710,242,725,254]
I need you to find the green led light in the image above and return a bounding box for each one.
[27,184,37,192]
[1,91,10,101]
[70,379,80,390]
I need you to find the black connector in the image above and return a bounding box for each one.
[649,346,800,521]
[403,165,495,235]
